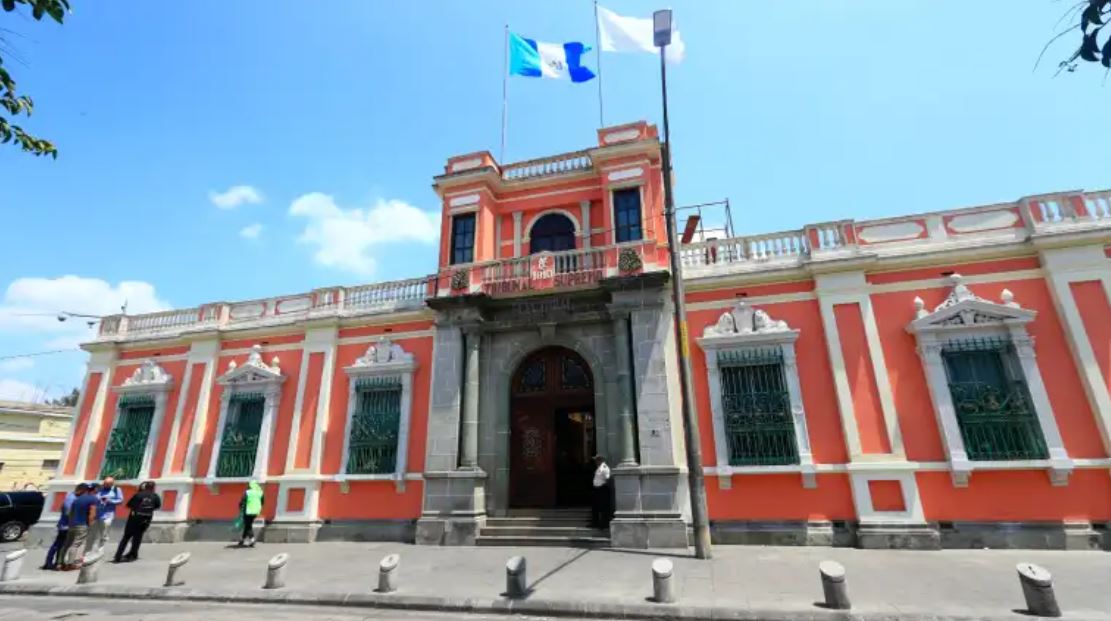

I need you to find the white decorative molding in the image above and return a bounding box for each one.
[607,167,644,183]
[947,210,1019,233]
[450,157,483,172]
[449,193,481,208]
[338,337,418,490]
[105,359,173,482]
[603,128,640,144]
[276,296,312,314]
[856,221,925,244]
[907,274,1072,487]
[698,302,816,489]
[205,344,286,484]
[229,302,266,320]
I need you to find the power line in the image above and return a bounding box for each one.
[0,348,80,362]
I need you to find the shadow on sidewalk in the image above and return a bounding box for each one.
[502,548,592,600]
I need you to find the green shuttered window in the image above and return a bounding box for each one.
[941,339,1048,461]
[346,377,402,475]
[215,395,265,478]
[99,396,156,480]
[718,348,799,466]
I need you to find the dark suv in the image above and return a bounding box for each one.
[0,491,45,542]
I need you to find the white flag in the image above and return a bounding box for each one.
[597,5,685,64]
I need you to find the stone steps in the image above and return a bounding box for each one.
[477,509,608,548]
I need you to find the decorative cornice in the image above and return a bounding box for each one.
[908,274,1035,333]
[116,359,173,393]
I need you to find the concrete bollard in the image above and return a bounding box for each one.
[164,552,191,587]
[264,553,289,590]
[377,553,400,593]
[0,549,26,582]
[1017,563,1061,618]
[651,558,675,604]
[505,556,527,598]
[819,560,851,610]
[77,551,104,585]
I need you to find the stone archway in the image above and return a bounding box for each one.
[508,346,597,508]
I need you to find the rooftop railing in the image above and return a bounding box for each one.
[501,150,593,181]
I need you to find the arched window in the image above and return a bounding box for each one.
[529,213,576,254]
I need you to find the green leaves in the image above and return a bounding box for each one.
[0,0,68,158]
[1,0,70,24]
[0,117,57,158]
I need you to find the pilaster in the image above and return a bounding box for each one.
[75,348,118,480]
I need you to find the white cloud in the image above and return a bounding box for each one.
[239,223,263,240]
[209,185,263,210]
[0,275,171,336]
[289,193,439,276]
[0,358,33,373]
[0,378,42,401]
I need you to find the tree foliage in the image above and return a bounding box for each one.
[0,0,68,158]
[47,387,79,406]
[1046,1,1111,74]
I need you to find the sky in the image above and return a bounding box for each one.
[0,1,1105,402]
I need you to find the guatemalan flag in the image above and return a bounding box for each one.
[508,32,596,83]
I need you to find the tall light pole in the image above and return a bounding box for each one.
[653,9,712,560]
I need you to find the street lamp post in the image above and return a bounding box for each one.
[653,9,712,560]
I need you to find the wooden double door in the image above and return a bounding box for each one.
[509,347,597,508]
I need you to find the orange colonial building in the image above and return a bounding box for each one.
[37,121,1111,550]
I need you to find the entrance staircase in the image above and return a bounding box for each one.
[476,508,609,548]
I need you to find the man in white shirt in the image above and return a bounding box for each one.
[591,455,612,528]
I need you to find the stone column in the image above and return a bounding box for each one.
[459,329,481,469]
[580,200,592,250]
[612,313,637,466]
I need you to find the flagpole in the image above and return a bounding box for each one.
[593,0,604,128]
[501,24,509,163]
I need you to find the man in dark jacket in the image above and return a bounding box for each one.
[113,481,161,563]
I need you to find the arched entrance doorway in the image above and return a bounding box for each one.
[529,213,576,253]
[509,346,596,508]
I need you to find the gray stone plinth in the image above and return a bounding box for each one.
[711,520,843,546]
[651,558,674,604]
[145,522,188,544]
[610,518,688,549]
[939,521,1098,550]
[264,553,288,589]
[164,552,190,587]
[262,521,321,544]
[416,469,486,546]
[819,560,850,610]
[857,523,940,550]
[1017,563,1061,617]
[316,520,415,542]
[414,517,483,546]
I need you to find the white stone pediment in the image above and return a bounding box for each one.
[218,344,285,386]
[345,337,417,377]
[699,301,798,348]
[116,359,173,393]
[907,274,1035,334]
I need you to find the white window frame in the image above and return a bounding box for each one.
[697,301,816,489]
[107,359,173,483]
[337,337,417,491]
[205,344,285,485]
[907,275,1073,487]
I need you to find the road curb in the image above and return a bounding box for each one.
[0,582,1099,621]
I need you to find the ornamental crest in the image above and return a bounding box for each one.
[353,337,413,367]
[121,359,172,388]
[704,301,790,338]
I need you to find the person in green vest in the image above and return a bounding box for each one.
[237,481,264,547]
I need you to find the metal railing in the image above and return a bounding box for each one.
[948,380,1049,461]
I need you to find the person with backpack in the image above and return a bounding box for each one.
[114,481,161,563]
[237,480,264,547]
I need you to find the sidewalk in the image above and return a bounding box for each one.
[2,541,1108,620]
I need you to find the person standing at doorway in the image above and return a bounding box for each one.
[42,483,84,570]
[591,455,612,528]
[92,476,124,553]
[238,481,264,547]
[114,481,161,563]
[61,483,99,570]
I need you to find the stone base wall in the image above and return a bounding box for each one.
[414,516,483,546]
[711,520,853,547]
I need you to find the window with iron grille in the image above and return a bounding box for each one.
[99,395,156,480]
[346,377,402,475]
[941,338,1048,461]
[450,213,476,265]
[717,348,799,466]
[215,394,265,478]
[613,188,643,243]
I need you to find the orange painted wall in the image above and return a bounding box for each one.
[221,334,304,350]
[63,372,101,476]
[1071,280,1111,401]
[866,257,1040,285]
[833,303,892,454]
[293,352,325,470]
[918,469,1111,521]
[686,280,815,305]
[85,359,187,480]
[338,321,432,339]
[689,298,849,468]
[118,345,189,360]
[189,482,278,520]
[169,362,207,475]
[320,335,434,477]
[706,474,855,521]
[318,481,423,519]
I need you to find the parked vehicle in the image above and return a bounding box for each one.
[0,491,45,542]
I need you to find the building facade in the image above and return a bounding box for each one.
[0,401,72,491]
[35,121,1111,549]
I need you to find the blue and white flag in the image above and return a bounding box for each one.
[508,32,596,83]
